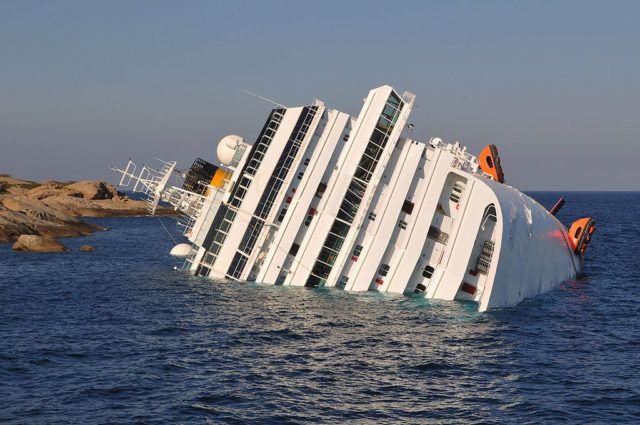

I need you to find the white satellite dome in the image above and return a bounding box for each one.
[217,134,246,166]
[169,243,192,257]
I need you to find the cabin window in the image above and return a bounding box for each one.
[378,263,390,277]
[289,243,300,256]
[297,172,304,180]
[353,244,363,257]
[214,232,225,244]
[401,200,414,215]
[304,209,315,226]
[422,265,434,279]
[220,220,231,233]
[235,187,247,200]
[343,134,350,142]
[398,220,407,230]
[304,158,310,166]
[368,212,377,221]
[277,208,287,222]
[414,283,426,293]
[486,156,494,168]
[197,266,211,277]
[238,176,251,189]
[315,182,327,198]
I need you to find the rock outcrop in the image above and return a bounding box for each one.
[23,179,175,217]
[80,245,96,251]
[12,235,70,252]
[0,175,176,243]
[0,202,104,243]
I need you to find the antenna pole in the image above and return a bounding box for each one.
[238,88,287,109]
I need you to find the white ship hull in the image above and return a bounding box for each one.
[112,85,591,312]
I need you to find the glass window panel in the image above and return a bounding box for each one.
[387,91,402,109]
[370,129,386,147]
[317,248,338,265]
[354,166,373,183]
[330,221,350,238]
[382,104,396,121]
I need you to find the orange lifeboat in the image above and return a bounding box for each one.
[568,217,595,255]
[479,144,505,183]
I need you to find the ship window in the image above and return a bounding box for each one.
[198,266,211,277]
[398,220,407,229]
[486,156,494,168]
[382,104,397,121]
[324,233,344,252]
[378,263,390,277]
[315,182,327,198]
[304,158,310,166]
[353,244,363,257]
[277,208,287,222]
[414,283,426,293]
[368,212,377,221]
[289,243,300,256]
[297,172,304,180]
[304,209,315,226]
[337,275,349,288]
[354,166,373,183]
[422,265,434,279]
[239,176,251,189]
[220,220,231,233]
[401,200,414,215]
[343,134,350,142]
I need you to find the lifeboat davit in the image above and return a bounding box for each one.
[568,217,595,255]
[479,144,505,183]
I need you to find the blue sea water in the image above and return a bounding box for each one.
[1,192,639,424]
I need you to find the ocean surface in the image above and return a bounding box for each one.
[1,191,639,424]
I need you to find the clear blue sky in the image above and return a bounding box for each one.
[1,0,638,190]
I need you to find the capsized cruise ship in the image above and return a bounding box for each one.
[111,85,595,312]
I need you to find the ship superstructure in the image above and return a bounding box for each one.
[112,85,594,311]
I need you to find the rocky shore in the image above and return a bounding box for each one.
[0,175,176,246]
